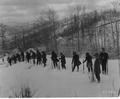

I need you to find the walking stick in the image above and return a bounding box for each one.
[51,58,53,69]
[106,61,108,75]
[83,60,85,73]
[71,63,73,72]
[57,58,60,70]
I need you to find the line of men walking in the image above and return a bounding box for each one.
[7,50,66,70]
[7,47,109,83]
[25,50,47,67]
[7,50,47,67]
[7,51,25,66]
[51,51,66,70]
[82,48,109,83]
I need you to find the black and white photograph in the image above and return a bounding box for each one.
[0,0,120,97]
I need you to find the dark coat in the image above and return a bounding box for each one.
[31,52,36,59]
[42,52,47,63]
[100,52,109,62]
[37,51,41,60]
[72,54,81,66]
[21,52,24,58]
[26,52,30,59]
[83,55,93,66]
[60,54,66,64]
[94,58,101,74]
[51,52,58,62]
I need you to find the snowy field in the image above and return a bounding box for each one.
[0,55,120,97]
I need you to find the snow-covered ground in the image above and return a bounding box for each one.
[0,56,119,97]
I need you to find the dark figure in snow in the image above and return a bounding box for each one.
[7,57,12,66]
[83,52,93,73]
[72,52,81,72]
[36,50,42,65]
[94,53,101,83]
[26,52,30,63]
[10,55,13,64]
[51,51,59,69]
[100,48,109,74]
[31,51,36,65]
[16,53,21,62]
[21,51,24,61]
[13,55,17,64]
[42,51,47,67]
[59,52,66,69]
[2,58,4,62]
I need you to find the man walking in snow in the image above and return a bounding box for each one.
[83,52,93,73]
[13,54,17,64]
[16,53,21,62]
[51,51,59,69]
[30,50,36,65]
[42,51,47,67]
[83,52,94,81]
[59,52,66,70]
[36,50,42,65]
[72,51,81,72]
[7,56,12,66]
[100,48,109,74]
[26,51,30,63]
[21,51,24,61]
[94,53,101,83]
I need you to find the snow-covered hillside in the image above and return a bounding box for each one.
[0,56,119,97]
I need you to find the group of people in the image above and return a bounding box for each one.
[70,48,108,83]
[7,49,66,70]
[51,51,66,70]
[7,51,25,66]
[7,50,47,67]
[82,48,109,83]
[6,47,109,83]
[25,50,47,66]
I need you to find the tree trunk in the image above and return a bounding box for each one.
[103,19,106,49]
[110,11,116,48]
[53,22,58,54]
[95,28,99,52]
[115,21,119,59]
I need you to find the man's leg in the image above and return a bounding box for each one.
[53,61,56,68]
[37,59,38,65]
[106,61,108,74]
[44,60,46,67]
[104,61,107,74]
[88,67,90,73]
[77,65,79,72]
[64,64,66,69]
[72,64,76,72]
[104,63,106,74]
[61,63,63,69]
[10,61,11,66]
[96,73,100,82]
[90,65,93,73]
[101,62,105,74]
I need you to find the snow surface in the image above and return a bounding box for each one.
[0,56,120,97]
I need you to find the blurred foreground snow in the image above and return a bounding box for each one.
[0,56,119,97]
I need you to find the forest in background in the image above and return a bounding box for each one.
[0,0,120,58]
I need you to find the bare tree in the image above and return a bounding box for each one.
[0,24,7,54]
[67,4,87,52]
[39,8,59,53]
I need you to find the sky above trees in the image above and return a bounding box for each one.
[0,0,116,25]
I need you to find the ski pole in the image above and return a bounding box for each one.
[83,59,84,73]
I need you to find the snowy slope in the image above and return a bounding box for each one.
[0,56,119,97]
